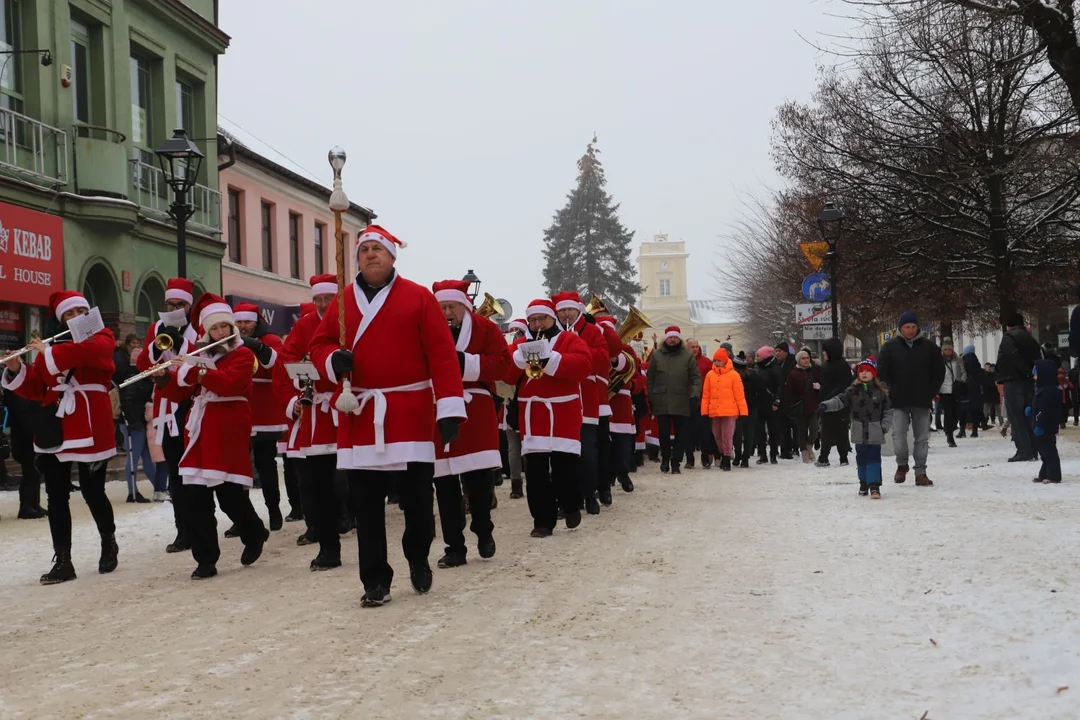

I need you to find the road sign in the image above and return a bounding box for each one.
[802,273,831,302]
[802,325,832,341]
[491,298,512,324]
[795,303,840,326]
[799,241,830,271]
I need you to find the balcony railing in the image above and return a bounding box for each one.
[129,158,220,234]
[0,106,68,185]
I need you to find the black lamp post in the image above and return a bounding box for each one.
[155,128,205,279]
[462,269,481,303]
[816,201,844,339]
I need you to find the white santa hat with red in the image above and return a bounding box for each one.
[309,273,337,298]
[431,279,473,308]
[164,277,194,305]
[49,290,89,322]
[356,225,407,261]
[664,325,682,340]
[525,298,557,321]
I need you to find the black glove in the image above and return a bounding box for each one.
[457,351,466,375]
[582,313,596,325]
[163,326,184,348]
[438,417,460,446]
[242,336,273,366]
[331,350,354,377]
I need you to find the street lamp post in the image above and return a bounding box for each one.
[816,202,844,340]
[155,128,205,279]
[462,269,481,304]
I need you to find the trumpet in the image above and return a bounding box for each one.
[154,333,174,352]
[525,355,544,380]
[119,332,240,388]
[0,329,72,364]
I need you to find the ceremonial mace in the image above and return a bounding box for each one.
[329,147,360,414]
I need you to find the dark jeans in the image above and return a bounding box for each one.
[349,463,435,592]
[780,413,797,456]
[304,453,345,557]
[1036,434,1061,482]
[818,408,850,462]
[186,482,266,568]
[941,394,959,441]
[855,443,883,486]
[282,456,302,515]
[577,423,598,497]
[756,406,780,459]
[524,451,580,530]
[162,401,191,541]
[252,435,281,513]
[434,469,494,556]
[39,454,114,553]
[1003,380,1036,458]
[656,414,687,465]
[734,410,757,461]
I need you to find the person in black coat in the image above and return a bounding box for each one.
[817,337,852,466]
[775,343,797,458]
[1030,359,1062,483]
[3,388,47,518]
[753,348,784,464]
[960,345,985,438]
[996,314,1042,462]
[118,360,154,503]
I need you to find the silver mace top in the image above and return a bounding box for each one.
[328,147,349,211]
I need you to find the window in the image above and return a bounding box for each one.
[659,278,671,297]
[71,21,90,124]
[288,212,300,279]
[227,189,241,263]
[313,222,325,275]
[0,0,23,114]
[261,202,273,272]
[176,79,194,134]
[130,54,153,163]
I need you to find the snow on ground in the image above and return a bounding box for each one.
[1,428,1080,719]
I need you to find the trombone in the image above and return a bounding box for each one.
[119,332,239,388]
[0,329,72,364]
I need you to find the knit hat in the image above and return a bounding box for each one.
[356,225,406,260]
[756,346,775,360]
[858,356,878,378]
[941,336,954,350]
[432,279,473,308]
[898,310,918,329]
[1005,313,1024,328]
[525,299,557,321]
[192,293,234,338]
[962,344,975,356]
[733,351,748,367]
[712,347,729,364]
[774,342,789,354]
[49,290,89,322]
[309,274,337,298]
[795,350,810,362]
[165,277,195,305]
[720,342,733,354]
[665,326,682,340]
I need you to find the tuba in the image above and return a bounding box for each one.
[583,294,608,317]
[609,305,652,397]
[475,293,504,319]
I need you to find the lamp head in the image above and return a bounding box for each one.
[328,147,346,172]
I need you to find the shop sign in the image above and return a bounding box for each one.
[0,201,64,306]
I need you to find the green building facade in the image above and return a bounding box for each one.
[0,0,227,346]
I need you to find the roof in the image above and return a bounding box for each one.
[688,300,738,326]
[217,117,375,223]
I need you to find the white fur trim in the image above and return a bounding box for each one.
[582,417,598,425]
[180,467,254,487]
[2,363,27,391]
[508,320,528,334]
[512,348,528,370]
[543,350,562,377]
[234,311,258,322]
[599,404,613,417]
[56,447,117,463]
[526,305,556,321]
[165,288,193,304]
[462,352,481,382]
[55,295,89,320]
[357,230,402,259]
[665,330,682,340]
[176,363,198,388]
[263,347,278,369]
[311,282,337,297]
[435,289,472,308]
[434,449,502,477]
[199,302,234,327]
[555,299,581,312]
[610,422,637,434]
[323,353,338,384]
[252,423,288,433]
[285,396,300,422]
[598,320,616,331]
[336,441,433,470]
[612,354,627,372]
[44,345,60,375]
[303,443,338,457]
[436,395,467,420]
[521,436,581,456]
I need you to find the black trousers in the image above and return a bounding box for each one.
[1036,434,1061,482]
[186,482,266,568]
[818,409,851,462]
[282,456,302,515]
[18,456,41,509]
[756,406,780,458]
[941,394,959,441]
[696,411,717,458]
[577,423,598,498]
[608,434,633,486]
[304,453,343,557]
[734,410,757,461]
[161,422,190,541]
[39,454,114,553]
[349,463,435,592]
[499,431,510,477]
[434,469,494,556]
[596,417,612,490]
[656,414,687,465]
[524,451,580,530]
[251,435,281,512]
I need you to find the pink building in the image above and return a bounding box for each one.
[217,126,374,333]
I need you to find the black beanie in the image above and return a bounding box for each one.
[1005,313,1024,328]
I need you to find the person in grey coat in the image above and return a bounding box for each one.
[938,337,967,448]
[819,357,892,498]
[646,326,702,474]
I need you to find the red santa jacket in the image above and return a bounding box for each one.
[309,274,466,471]
[434,311,512,477]
[594,319,623,416]
[250,330,287,434]
[273,309,338,457]
[167,342,256,487]
[571,316,609,423]
[3,329,117,463]
[137,319,199,438]
[609,344,639,435]
[507,329,592,455]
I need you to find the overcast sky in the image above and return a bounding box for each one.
[218,0,848,318]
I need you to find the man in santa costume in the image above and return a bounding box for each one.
[591,310,625,503]
[503,318,529,499]
[2,290,119,584]
[431,279,512,568]
[597,315,637,493]
[552,291,610,515]
[278,300,314,526]
[507,298,593,537]
[274,275,349,570]
[137,277,199,552]
[309,225,466,608]
[160,294,268,579]
[231,301,287,532]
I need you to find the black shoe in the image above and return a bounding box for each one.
[971,430,978,438]
[166,533,190,554]
[598,486,613,506]
[756,456,767,465]
[739,458,749,468]
[660,459,670,473]
[780,453,793,460]
[296,531,316,546]
[947,439,957,448]
[125,493,136,503]
[191,564,217,580]
[17,505,47,519]
[565,509,582,529]
[361,586,392,607]
[437,551,467,569]
[957,430,966,439]
[240,529,269,566]
[387,493,400,506]
[620,477,634,493]
[859,484,869,496]
[478,536,496,559]
[685,454,696,469]
[409,561,433,594]
[702,457,712,469]
[671,464,681,475]
[338,517,354,535]
[585,495,601,515]
[268,507,284,532]
[770,455,778,465]
[721,456,732,471]
[99,534,119,574]
[134,493,151,504]
[510,480,524,499]
[285,508,304,523]
[839,459,849,467]
[814,458,830,468]
[223,524,240,539]
[40,553,76,585]
[1007,454,1035,463]
[310,552,342,571]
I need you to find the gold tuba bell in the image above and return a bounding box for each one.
[475,293,504,319]
[584,294,608,317]
[609,305,652,398]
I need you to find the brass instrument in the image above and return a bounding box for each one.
[153,333,174,353]
[583,294,608,317]
[525,356,544,380]
[475,293,504,319]
[609,305,652,398]
[0,329,72,364]
[120,332,240,388]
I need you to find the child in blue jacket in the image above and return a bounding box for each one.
[1028,359,1061,484]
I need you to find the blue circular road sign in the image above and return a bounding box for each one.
[802,273,831,302]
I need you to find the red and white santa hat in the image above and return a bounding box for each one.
[664,325,682,340]
[595,315,617,332]
[432,279,473,307]
[507,318,528,334]
[525,298,557,321]
[233,302,260,323]
[50,290,89,322]
[551,290,584,313]
[192,293,234,335]
[165,277,194,305]
[356,224,407,260]
[309,273,337,298]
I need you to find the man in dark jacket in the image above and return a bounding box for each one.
[2,388,47,518]
[753,347,783,464]
[775,343,797,458]
[996,313,1041,462]
[646,326,702,474]
[877,311,946,486]
[817,337,852,466]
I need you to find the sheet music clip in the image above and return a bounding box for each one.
[285,362,319,381]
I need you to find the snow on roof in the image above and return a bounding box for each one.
[688,300,737,326]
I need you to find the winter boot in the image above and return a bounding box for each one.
[99,534,119,574]
[660,458,670,473]
[510,479,523,499]
[870,486,882,499]
[915,474,934,487]
[858,483,868,496]
[720,455,732,472]
[685,453,696,469]
[268,506,284,531]
[241,528,270,566]
[739,457,749,469]
[40,551,76,585]
[894,464,909,484]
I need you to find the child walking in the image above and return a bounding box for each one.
[1030,359,1062,484]
[700,348,748,471]
[818,357,892,499]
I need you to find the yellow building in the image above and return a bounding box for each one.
[636,234,746,355]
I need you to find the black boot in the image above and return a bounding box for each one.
[685,453,696,469]
[598,484,613,506]
[510,479,524,499]
[191,564,217,580]
[296,531,316,546]
[584,494,601,515]
[720,456,732,471]
[310,551,342,571]
[17,505,47,519]
[99,534,119,574]
[166,532,190,554]
[241,528,270,566]
[268,506,284,532]
[660,458,670,473]
[40,551,76,585]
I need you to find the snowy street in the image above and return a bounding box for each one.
[2,430,1079,719]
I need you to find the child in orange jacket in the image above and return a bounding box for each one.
[700,348,748,471]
